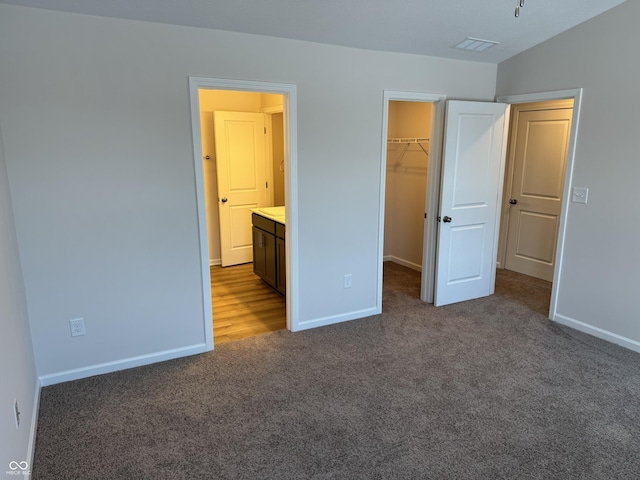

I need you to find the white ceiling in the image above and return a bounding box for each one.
[0,0,627,63]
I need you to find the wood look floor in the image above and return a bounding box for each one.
[211,263,286,345]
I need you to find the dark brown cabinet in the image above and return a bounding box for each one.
[252,213,286,295]
[275,223,286,295]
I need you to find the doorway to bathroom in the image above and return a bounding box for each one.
[189,77,298,348]
[199,89,286,344]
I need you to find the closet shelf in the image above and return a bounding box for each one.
[387,137,429,144]
[387,138,430,167]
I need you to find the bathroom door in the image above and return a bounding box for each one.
[214,111,268,267]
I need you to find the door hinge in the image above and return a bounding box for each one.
[266,181,269,189]
[424,213,427,219]
[264,127,267,134]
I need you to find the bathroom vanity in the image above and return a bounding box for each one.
[250,207,286,296]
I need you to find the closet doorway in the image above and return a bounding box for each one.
[382,100,433,298]
[378,92,446,308]
[383,101,431,271]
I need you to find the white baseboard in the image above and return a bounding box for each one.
[26,378,41,480]
[210,258,221,266]
[294,307,380,332]
[384,256,422,272]
[554,314,640,354]
[38,343,209,387]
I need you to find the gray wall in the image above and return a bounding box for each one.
[0,124,38,473]
[497,0,640,347]
[0,4,497,381]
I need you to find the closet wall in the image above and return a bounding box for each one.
[384,101,432,271]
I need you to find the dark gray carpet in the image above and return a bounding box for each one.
[32,263,640,479]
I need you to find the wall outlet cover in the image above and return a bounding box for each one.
[572,187,589,204]
[70,318,86,337]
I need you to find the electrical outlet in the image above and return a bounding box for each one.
[70,318,86,337]
[14,399,20,429]
[344,274,352,289]
[571,187,589,204]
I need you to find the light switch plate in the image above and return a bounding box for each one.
[572,187,589,204]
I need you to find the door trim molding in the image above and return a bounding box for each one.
[188,77,298,348]
[379,91,446,309]
[497,88,583,321]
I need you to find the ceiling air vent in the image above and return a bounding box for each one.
[453,37,499,52]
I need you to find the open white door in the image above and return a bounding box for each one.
[214,111,268,267]
[434,100,507,306]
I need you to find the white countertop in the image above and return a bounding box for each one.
[250,206,285,225]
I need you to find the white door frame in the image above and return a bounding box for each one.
[378,91,446,309]
[189,77,298,349]
[497,88,583,320]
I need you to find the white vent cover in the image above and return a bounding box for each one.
[453,37,499,52]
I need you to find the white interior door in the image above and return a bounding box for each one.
[504,103,573,281]
[434,100,507,307]
[214,111,267,267]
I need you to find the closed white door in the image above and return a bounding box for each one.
[435,101,507,307]
[214,111,268,267]
[504,102,573,281]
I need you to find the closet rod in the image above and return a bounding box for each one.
[387,137,429,144]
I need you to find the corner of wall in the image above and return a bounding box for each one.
[0,122,40,478]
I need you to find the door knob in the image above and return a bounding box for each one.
[443,216,452,223]
[221,197,228,203]
[203,155,211,160]
[509,199,517,205]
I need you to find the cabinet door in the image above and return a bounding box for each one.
[252,227,267,279]
[252,227,276,288]
[276,237,286,295]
